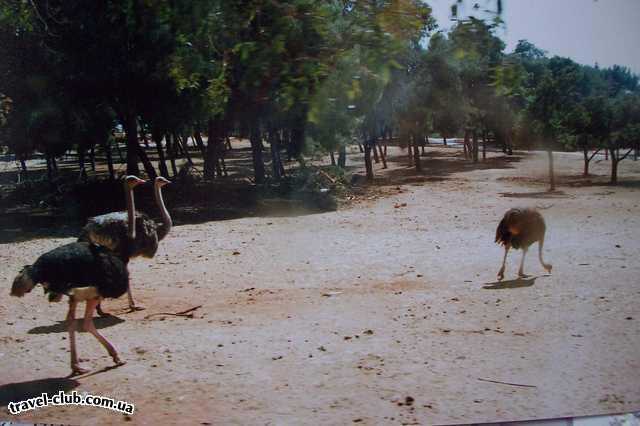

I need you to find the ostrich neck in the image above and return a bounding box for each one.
[125,183,136,241]
[154,184,172,241]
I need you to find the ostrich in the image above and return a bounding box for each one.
[495,207,553,281]
[79,176,172,313]
[10,176,145,375]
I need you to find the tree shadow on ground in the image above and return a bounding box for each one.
[28,315,125,335]
[482,277,537,289]
[0,146,524,243]
[359,151,524,187]
[0,377,79,406]
[0,157,337,244]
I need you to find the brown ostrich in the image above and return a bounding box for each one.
[10,176,145,375]
[495,207,553,281]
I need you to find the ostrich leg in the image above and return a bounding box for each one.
[538,239,553,273]
[67,299,88,376]
[83,299,125,366]
[518,247,529,278]
[497,246,510,281]
[126,287,142,312]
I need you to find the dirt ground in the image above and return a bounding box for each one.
[1,146,639,425]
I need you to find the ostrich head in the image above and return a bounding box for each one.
[124,175,146,189]
[11,266,36,297]
[155,176,171,187]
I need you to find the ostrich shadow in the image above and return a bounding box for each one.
[27,315,125,335]
[0,377,79,406]
[482,276,537,290]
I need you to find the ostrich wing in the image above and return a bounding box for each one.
[31,242,129,299]
[79,211,159,259]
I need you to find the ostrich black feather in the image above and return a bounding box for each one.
[27,242,129,299]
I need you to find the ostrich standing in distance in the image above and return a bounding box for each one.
[495,207,553,281]
[79,176,173,313]
[10,176,145,376]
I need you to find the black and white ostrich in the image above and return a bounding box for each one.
[495,207,553,281]
[79,176,172,313]
[10,175,145,376]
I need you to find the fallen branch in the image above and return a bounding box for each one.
[318,169,336,184]
[477,378,536,388]
[144,305,203,320]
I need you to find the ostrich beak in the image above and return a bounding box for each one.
[155,176,171,187]
[124,175,147,188]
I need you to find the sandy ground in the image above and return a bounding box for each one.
[1,147,639,425]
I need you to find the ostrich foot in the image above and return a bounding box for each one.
[112,356,126,367]
[497,268,505,281]
[543,264,553,274]
[70,364,89,376]
[518,271,530,278]
[127,305,145,313]
[96,304,109,317]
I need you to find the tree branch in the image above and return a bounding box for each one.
[619,148,634,162]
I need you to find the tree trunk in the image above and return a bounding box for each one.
[250,122,266,184]
[338,145,347,168]
[384,127,390,155]
[463,130,470,159]
[378,142,387,169]
[472,131,479,163]
[78,147,88,182]
[443,136,447,146]
[414,138,422,172]
[90,145,96,172]
[46,153,53,182]
[205,119,219,180]
[364,142,374,181]
[115,138,124,163]
[153,133,169,178]
[372,140,380,163]
[123,110,141,175]
[330,151,336,166]
[104,139,115,180]
[179,134,194,164]
[135,140,157,179]
[290,115,306,161]
[193,131,207,158]
[583,147,590,177]
[482,131,487,160]
[166,133,178,177]
[269,128,282,180]
[610,148,618,184]
[547,148,555,191]
[18,157,27,183]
